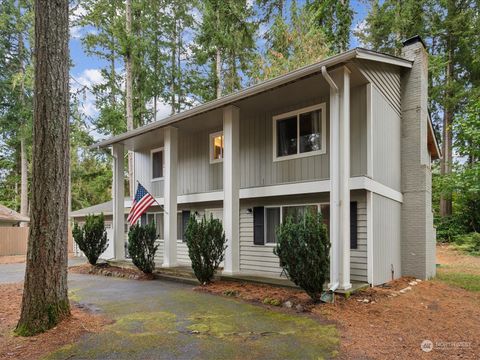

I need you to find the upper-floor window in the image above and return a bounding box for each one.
[151,148,164,180]
[273,103,326,161]
[209,131,224,164]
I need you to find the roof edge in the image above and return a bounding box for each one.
[92,48,412,149]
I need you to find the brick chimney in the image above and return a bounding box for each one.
[400,36,436,279]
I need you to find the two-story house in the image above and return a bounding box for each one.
[94,36,440,290]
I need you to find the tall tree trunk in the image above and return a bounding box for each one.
[440,26,454,217]
[17,8,28,224]
[125,0,134,197]
[215,6,222,99]
[16,0,70,336]
[170,18,177,115]
[216,48,222,99]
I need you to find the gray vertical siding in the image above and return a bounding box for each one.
[238,193,368,282]
[177,127,223,195]
[372,193,401,285]
[350,85,367,177]
[371,86,402,191]
[239,97,330,188]
[355,59,401,116]
[135,84,368,197]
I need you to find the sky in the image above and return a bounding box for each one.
[69,0,371,134]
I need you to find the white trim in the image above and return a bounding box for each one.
[178,191,223,204]
[263,203,326,245]
[150,147,164,181]
[349,177,403,203]
[355,50,413,68]
[240,180,331,198]
[272,103,327,162]
[209,131,224,164]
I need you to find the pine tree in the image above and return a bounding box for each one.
[16,0,70,336]
[307,0,353,53]
[193,0,257,101]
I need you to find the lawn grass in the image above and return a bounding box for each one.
[436,270,480,292]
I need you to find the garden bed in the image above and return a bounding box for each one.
[69,263,154,280]
[0,283,109,360]
[198,246,480,359]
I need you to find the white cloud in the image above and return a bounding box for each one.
[352,20,367,48]
[71,68,105,118]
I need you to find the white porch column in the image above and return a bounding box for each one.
[112,143,125,260]
[325,66,351,290]
[163,126,178,267]
[222,105,240,275]
[339,66,351,290]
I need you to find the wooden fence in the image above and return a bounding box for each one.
[0,227,73,256]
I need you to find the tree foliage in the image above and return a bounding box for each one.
[128,222,159,273]
[274,211,330,302]
[72,214,109,265]
[185,214,227,284]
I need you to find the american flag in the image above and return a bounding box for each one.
[127,182,156,225]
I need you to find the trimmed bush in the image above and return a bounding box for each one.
[274,211,330,302]
[72,213,108,266]
[127,222,159,273]
[185,214,227,284]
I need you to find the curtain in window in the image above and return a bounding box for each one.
[265,207,280,243]
[299,110,321,153]
[277,117,297,157]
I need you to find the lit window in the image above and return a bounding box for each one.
[151,149,164,180]
[210,131,224,163]
[274,104,326,161]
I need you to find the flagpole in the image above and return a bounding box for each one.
[136,180,168,214]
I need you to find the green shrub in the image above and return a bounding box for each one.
[72,213,108,265]
[435,215,467,242]
[185,214,227,284]
[127,223,159,273]
[453,232,480,255]
[274,211,330,302]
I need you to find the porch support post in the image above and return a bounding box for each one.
[339,66,351,290]
[112,143,125,260]
[328,74,340,288]
[325,65,351,290]
[223,105,240,275]
[163,126,178,267]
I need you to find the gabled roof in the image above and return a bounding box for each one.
[0,204,29,223]
[93,48,413,149]
[70,197,130,217]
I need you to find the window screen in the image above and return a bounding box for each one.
[152,150,163,179]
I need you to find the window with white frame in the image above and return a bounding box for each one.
[209,131,224,163]
[151,148,164,180]
[273,103,326,161]
[264,204,325,244]
[146,212,164,239]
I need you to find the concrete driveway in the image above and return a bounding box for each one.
[0,261,339,359]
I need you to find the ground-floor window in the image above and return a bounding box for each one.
[146,212,164,239]
[253,202,357,249]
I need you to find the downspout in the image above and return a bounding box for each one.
[321,66,340,292]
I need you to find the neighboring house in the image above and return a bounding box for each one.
[94,36,440,289]
[70,198,130,260]
[0,204,29,226]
